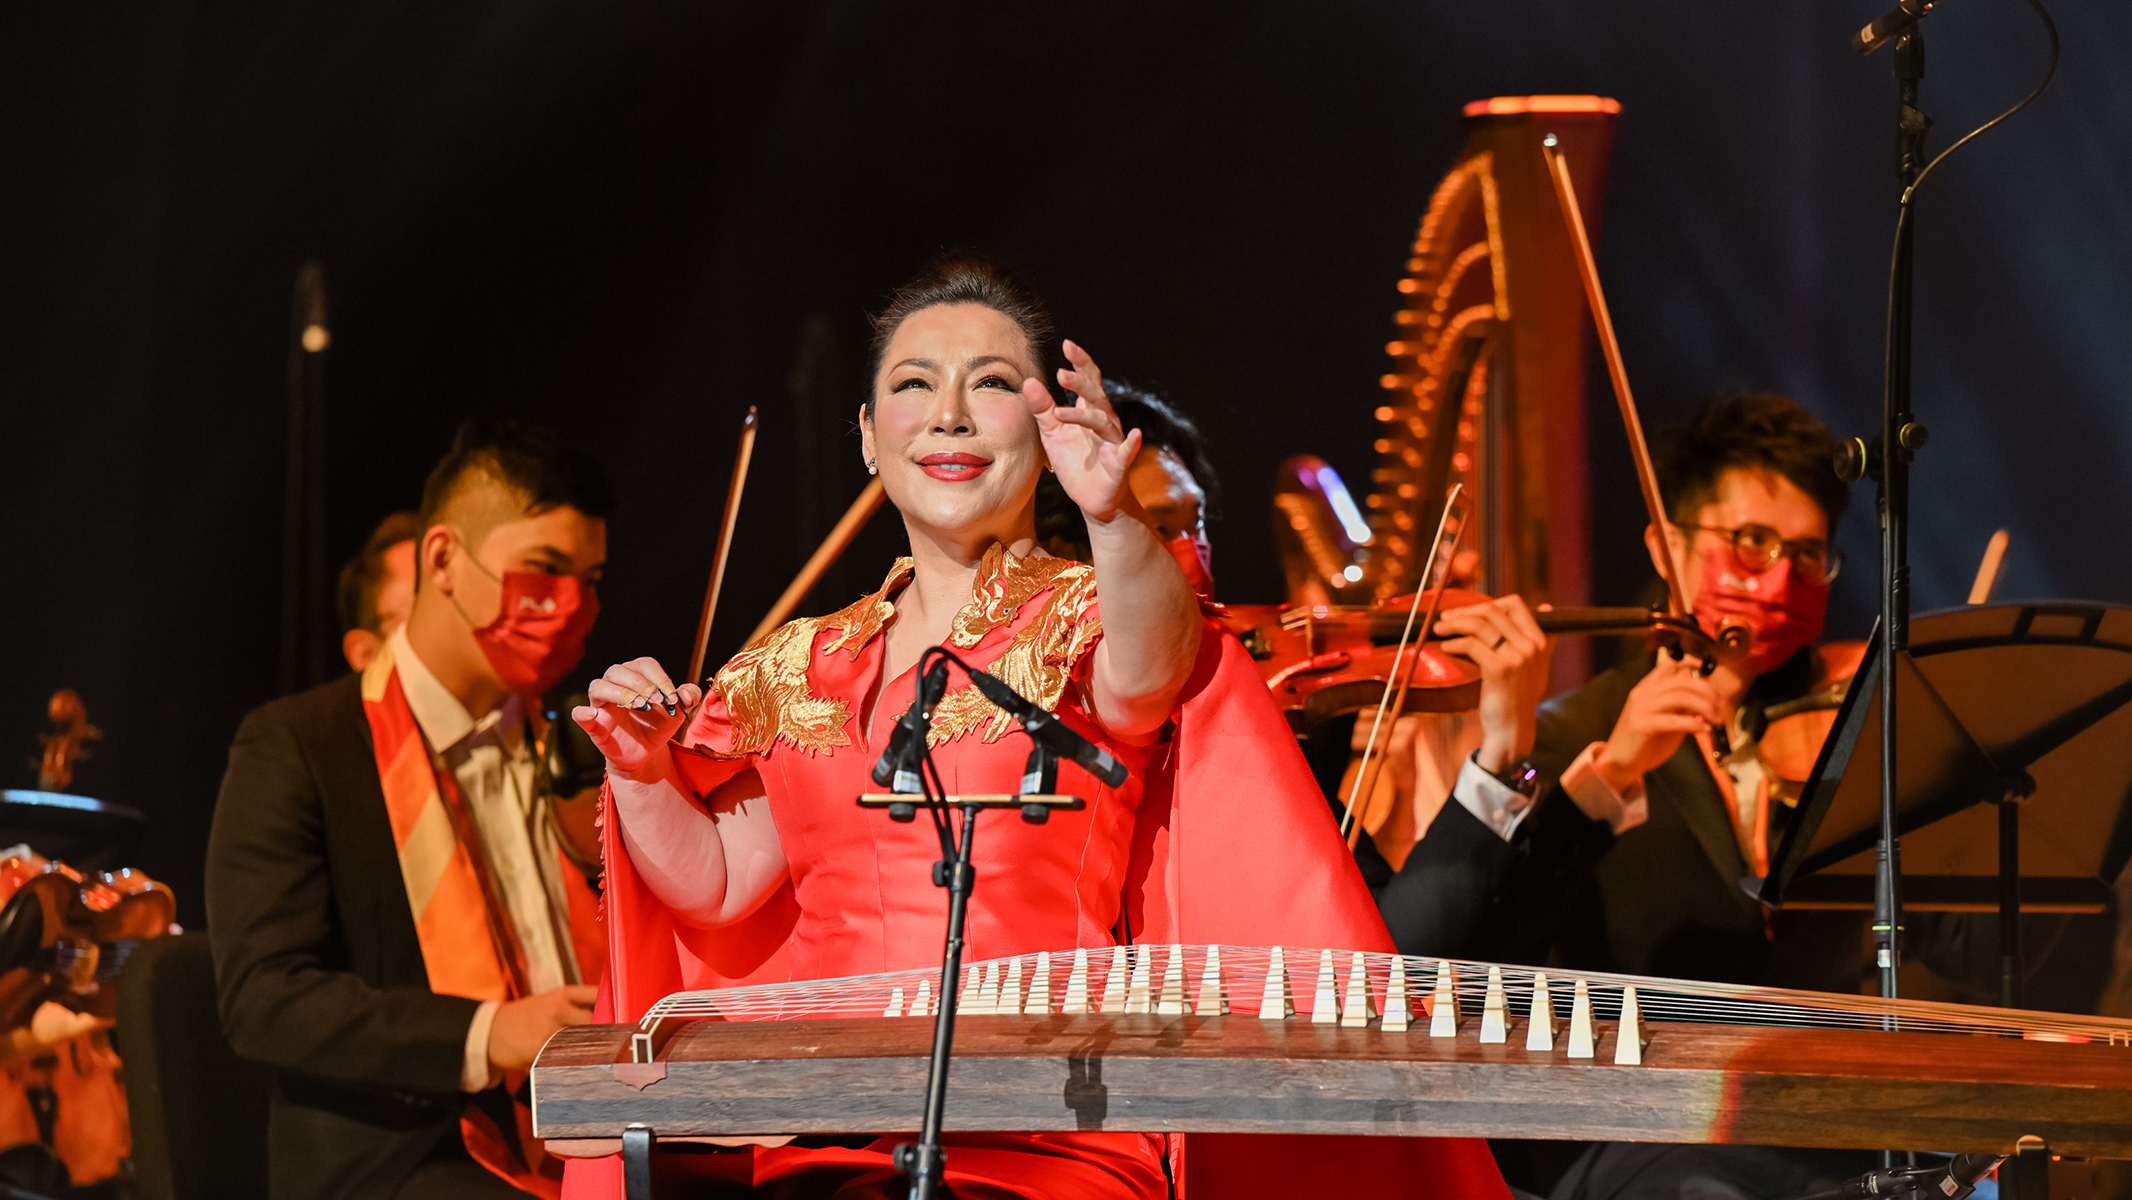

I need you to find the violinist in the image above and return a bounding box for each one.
[1036,382,1220,596]
[1374,392,1857,988]
[1378,392,1867,1200]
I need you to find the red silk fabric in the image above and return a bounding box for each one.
[568,579,1507,1199]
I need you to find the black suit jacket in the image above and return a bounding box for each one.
[206,673,486,1200]
[1373,652,1869,990]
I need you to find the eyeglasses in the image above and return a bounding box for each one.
[1682,523,1843,585]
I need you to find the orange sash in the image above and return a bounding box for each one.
[360,642,603,1198]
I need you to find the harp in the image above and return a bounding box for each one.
[1275,96,1619,685]
[1266,97,1622,863]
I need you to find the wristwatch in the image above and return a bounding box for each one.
[1482,755,1542,800]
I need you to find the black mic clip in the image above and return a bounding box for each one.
[870,659,951,822]
[1854,0,1936,55]
[965,668,1130,789]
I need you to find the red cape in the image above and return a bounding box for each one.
[565,623,1507,1199]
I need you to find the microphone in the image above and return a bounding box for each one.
[965,668,1130,789]
[1853,0,1936,54]
[1784,1152,2003,1200]
[1931,1153,2005,1200]
[870,660,951,792]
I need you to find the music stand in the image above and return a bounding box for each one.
[1760,602,2132,1007]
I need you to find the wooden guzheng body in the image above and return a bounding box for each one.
[533,945,2132,1159]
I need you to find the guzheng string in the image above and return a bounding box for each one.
[637,945,2132,1045]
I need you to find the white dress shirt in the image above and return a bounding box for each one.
[1451,742,1650,843]
[389,627,577,1091]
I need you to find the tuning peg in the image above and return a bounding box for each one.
[1479,965,1509,1043]
[1259,947,1295,1020]
[1100,946,1129,1012]
[1341,952,1377,1028]
[1196,945,1230,1016]
[1157,945,1188,1015]
[1525,972,1557,1051]
[1027,952,1052,1015]
[1063,948,1091,1014]
[1567,979,1595,1058]
[1430,961,1460,1037]
[1614,985,1647,1066]
[1382,957,1413,1032]
[1126,946,1153,1013]
[1001,958,1025,1015]
[1312,950,1341,1024]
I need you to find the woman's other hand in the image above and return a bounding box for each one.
[1024,339,1144,525]
[573,657,701,781]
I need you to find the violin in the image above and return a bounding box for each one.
[37,692,100,793]
[1218,592,1738,737]
[0,852,173,1187]
[1752,640,1868,791]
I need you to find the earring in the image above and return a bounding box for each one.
[866,458,877,475]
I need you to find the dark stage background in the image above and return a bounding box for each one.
[4,1,2127,929]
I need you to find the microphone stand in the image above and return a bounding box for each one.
[860,647,1095,1200]
[1868,19,1931,1175]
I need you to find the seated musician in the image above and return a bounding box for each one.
[1378,393,1870,1199]
[338,511,422,672]
[573,255,1508,1200]
[208,421,612,1200]
[1036,382,1220,595]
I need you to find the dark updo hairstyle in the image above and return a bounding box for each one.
[1652,392,1849,531]
[866,253,1056,420]
[1034,381,1223,558]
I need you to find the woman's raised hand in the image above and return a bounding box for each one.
[1023,339,1143,524]
[572,658,702,781]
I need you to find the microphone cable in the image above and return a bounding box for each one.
[1881,0,2060,402]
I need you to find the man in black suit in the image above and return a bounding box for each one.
[1369,395,1870,1199]
[208,422,612,1200]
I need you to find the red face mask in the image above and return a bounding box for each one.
[470,571,599,696]
[1165,530,1215,598]
[1691,548,1825,677]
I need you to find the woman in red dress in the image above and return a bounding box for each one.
[572,258,1509,1200]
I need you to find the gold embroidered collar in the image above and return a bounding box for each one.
[704,543,1101,758]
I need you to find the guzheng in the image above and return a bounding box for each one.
[533,944,2132,1160]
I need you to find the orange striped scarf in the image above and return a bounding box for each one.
[360,640,602,1198]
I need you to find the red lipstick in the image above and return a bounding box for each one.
[917,452,992,482]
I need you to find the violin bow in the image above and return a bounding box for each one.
[1340,484,1467,846]
[1545,135,1743,762]
[745,476,888,647]
[685,407,760,688]
[1540,136,1693,625]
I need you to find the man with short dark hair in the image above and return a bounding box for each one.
[209,420,614,1200]
[337,511,422,672]
[1373,393,1872,1199]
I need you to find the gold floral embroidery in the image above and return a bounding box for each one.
[703,549,1100,757]
[701,559,913,758]
[927,556,1102,747]
[948,544,1083,648]
[823,559,912,658]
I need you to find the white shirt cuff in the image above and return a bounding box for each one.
[462,999,502,1092]
[1560,741,1649,835]
[1451,754,1535,843]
